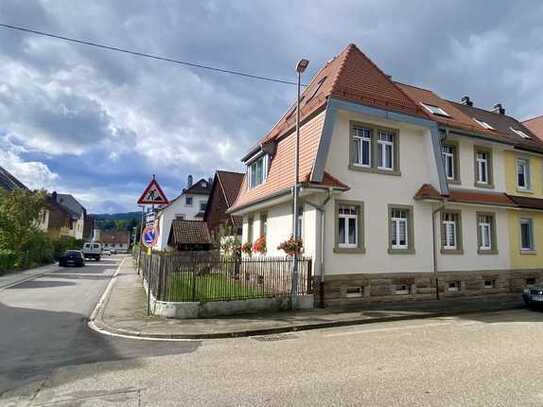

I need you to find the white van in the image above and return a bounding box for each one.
[82,242,102,261]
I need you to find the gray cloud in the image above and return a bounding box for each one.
[0,0,542,212]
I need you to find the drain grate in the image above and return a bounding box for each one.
[253,333,298,342]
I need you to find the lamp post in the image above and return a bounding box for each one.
[291,58,309,310]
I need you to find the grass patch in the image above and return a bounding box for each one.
[166,273,266,302]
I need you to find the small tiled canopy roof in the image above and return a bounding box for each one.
[523,115,543,141]
[414,184,515,207]
[169,220,211,245]
[507,194,543,210]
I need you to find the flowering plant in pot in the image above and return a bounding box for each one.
[252,236,267,255]
[240,242,253,257]
[277,235,303,257]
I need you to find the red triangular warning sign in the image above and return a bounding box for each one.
[137,176,169,205]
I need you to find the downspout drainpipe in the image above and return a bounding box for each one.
[305,187,333,307]
[432,200,446,300]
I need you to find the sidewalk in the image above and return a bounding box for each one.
[0,262,57,291]
[91,259,525,339]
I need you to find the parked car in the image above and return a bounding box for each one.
[109,248,117,255]
[523,286,543,308]
[59,250,85,267]
[103,249,112,256]
[82,242,102,261]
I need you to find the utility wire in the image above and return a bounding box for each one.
[0,22,306,86]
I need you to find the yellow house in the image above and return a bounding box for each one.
[505,150,543,271]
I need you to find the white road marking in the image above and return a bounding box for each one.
[324,320,478,337]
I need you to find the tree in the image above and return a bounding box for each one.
[0,189,48,265]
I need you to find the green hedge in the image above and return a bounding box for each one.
[0,249,17,275]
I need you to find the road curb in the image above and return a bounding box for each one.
[88,300,525,341]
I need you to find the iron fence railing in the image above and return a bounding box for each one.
[138,252,312,303]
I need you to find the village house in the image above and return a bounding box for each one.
[228,43,543,306]
[100,230,131,252]
[154,175,212,251]
[203,170,244,238]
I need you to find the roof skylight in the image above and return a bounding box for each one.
[420,102,450,117]
[473,118,495,131]
[510,127,531,139]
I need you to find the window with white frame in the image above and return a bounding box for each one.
[484,279,496,289]
[185,196,193,206]
[510,127,531,139]
[517,158,530,189]
[473,118,495,130]
[442,212,459,250]
[377,131,395,170]
[352,126,372,167]
[448,281,461,292]
[478,214,493,251]
[296,206,304,240]
[475,150,490,185]
[442,145,456,180]
[390,208,409,249]
[248,154,268,188]
[395,284,410,295]
[199,201,207,211]
[420,102,450,117]
[520,218,534,251]
[337,205,358,248]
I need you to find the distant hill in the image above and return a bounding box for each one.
[91,212,141,232]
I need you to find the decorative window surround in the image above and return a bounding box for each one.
[388,204,415,254]
[477,212,498,255]
[440,210,463,254]
[520,217,535,253]
[334,200,365,253]
[473,146,494,188]
[349,121,401,176]
[248,154,269,189]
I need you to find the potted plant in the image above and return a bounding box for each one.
[252,236,267,255]
[241,241,253,257]
[277,235,303,257]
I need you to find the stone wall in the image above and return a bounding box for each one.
[323,269,543,307]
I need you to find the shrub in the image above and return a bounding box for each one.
[252,236,266,255]
[0,249,17,275]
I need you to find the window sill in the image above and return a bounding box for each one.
[334,247,366,254]
[388,248,416,255]
[474,182,494,189]
[440,248,464,255]
[349,164,401,176]
[520,249,537,255]
[516,188,533,194]
[478,249,498,255]
[447,179,461,185]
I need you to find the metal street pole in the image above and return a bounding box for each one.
[291,58,309,310]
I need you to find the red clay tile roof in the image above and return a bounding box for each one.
[397,82,543,153]
[169,220,210,245]
[216,170,244,207]
[100,231,130,245]
[414,184,515,207]
[507,194,543,210]
[523,115,543,142]
[303,171,349,190]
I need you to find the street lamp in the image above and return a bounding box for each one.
[291,58,309,310]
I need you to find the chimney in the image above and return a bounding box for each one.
[461,96,473,106]
[492,103,505,115]
[187,174,193,187]
[208,177,213,186]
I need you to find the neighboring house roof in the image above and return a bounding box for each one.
[183,178,212,195]
[100,230,130,245]
[203,170,244,230]
[168,220,211,245]
[0,166,28,192]
[55,193,86,217]
[414,184,515,207]
[523,115,543,141]
[397,82,543,153]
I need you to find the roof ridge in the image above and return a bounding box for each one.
[523,114,543,123]
[328,43,355,94]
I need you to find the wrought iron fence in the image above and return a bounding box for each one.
[139,252,312,303]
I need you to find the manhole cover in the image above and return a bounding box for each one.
[253,333,298,342]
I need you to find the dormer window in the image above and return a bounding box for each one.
[510,127,531,139]
[248,154,269,188]
[473,118,495,131]
[420,103,450,117]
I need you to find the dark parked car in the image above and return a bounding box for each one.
[523,286,543,308]
[59,250,85,267]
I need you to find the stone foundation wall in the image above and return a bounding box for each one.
[323,269,543,307]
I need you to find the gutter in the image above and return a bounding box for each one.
[431,199,447,300]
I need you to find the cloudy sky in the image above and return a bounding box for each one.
[1,1,542,213]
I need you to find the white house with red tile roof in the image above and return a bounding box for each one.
[229,43,543,306]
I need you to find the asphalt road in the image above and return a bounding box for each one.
[3,260,543,406]
[0,256,199,397]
